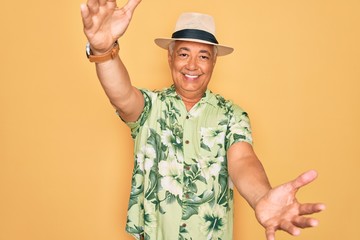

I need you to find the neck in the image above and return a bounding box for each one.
[182,97,201,111]
[176,90,204,111]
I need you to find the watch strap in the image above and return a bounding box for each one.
[87,41,119,63]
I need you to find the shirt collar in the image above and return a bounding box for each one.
[167,85,218,107]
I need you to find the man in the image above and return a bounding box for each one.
[80,0,325,239]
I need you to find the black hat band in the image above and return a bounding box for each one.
[171,29,219,44]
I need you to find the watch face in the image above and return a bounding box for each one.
[86,42,91,58]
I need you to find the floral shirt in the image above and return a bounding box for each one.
[122,86,253,240]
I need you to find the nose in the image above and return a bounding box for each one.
[186,56,197,70]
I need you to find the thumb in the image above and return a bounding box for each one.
[291,170,318,190]
[124,0,142,13]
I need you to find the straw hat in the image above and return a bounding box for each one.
[154,12,234,56]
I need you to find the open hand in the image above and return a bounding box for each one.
[255,170,325,240]
[80,0,141,53]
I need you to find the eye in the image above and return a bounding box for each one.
[178,53,189,58]
[199,55,210,60]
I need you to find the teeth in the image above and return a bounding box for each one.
[185,74,198,79]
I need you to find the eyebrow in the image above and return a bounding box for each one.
[177,47,190,52]
[177,47,212,56]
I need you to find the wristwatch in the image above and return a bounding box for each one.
[86,41,119,63]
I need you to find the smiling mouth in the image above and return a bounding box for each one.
[184,74,200,79]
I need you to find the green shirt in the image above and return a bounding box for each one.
[123,86,252,240]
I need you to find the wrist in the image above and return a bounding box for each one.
[89,43,114,55]
[86,41,119,63]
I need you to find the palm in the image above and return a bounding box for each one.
[255,184,301,235]
[254,170,325,240]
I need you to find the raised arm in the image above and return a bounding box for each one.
[80,0,143,122]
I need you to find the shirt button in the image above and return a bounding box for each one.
[186,115,190,119]
[182,223,187,227]
[185,140,190,144]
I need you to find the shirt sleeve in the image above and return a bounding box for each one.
[117,89,153,139]
[226,104,253,150]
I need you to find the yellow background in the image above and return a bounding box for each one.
[1,0,359,239]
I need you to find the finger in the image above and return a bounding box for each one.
[291,170,318,190]
[80,3,93,29]
[87,0,100,14]
[87,0,100,7]
[99,0,108,5]
[265,227,276,240]
[292,216,319,228]
[106,0,117,8]
[123,0,142,13]
[279,220,301,236]
[299,203,326,215]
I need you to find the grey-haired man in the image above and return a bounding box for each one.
[81,0,325,239]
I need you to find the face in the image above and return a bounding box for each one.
[168,41,217,100]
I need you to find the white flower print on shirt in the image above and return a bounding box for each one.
[200,126,226,150]
[159,160,183,197]
[199,203,227,239]
[136,145,156,172]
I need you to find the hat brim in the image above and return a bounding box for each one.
[154,38,234,56]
